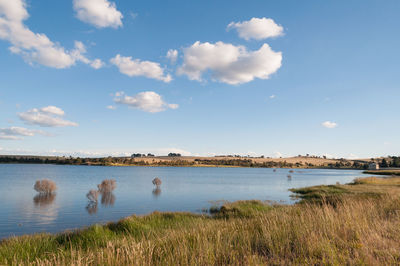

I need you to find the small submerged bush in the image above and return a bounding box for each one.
[97,179,117,193]
[87,189,99,202]
[152,177,162,187]
[34,179,57,194]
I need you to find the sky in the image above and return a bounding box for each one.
[0,0,399,159]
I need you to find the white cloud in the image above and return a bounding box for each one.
[73,0,123,28]
[70,41,104,69]
[106,105,116,110]
[347,153,359,159]
[90,58,104,69]
[322,121,338,129]
[166,49,178,64]
[0,135,21,140]
[269,95,276,99]
[0,147,192,157]
[0,0,102,68]
[40,106,65,116]
[178,41,282,85]
[110,54,172,82]
[227,17,284,40]
[0,126,49,140]
[19,106,78,127]
[114,91,178,113]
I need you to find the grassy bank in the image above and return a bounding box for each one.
[363,169,400,176]
[2,177,400,265]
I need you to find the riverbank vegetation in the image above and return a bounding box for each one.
[363,169,400,176]
[1,176,400,264]
[0,154,391,169]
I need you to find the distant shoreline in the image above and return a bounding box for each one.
[0,154,381,170]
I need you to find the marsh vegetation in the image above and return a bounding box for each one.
[3,176,400,264]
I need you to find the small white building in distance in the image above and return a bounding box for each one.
[368,162,380,170]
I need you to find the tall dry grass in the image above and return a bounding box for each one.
[1,193,400,265]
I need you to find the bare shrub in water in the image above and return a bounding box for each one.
[87,190,99,202]
[152,177,162,187]
[97,179,116,193]
[34,179,57,194]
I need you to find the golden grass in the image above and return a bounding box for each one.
[2,177,400,265]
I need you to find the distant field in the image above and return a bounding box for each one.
[126,156,362,168]
[0,154,374,169]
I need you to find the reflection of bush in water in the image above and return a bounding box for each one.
[101,192,115,206]
[86,202,98,215]
[152,187,161,197]
[33,193,56,207]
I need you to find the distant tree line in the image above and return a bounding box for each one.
[1,155,397,169]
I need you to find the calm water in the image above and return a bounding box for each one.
[0,164,369,239]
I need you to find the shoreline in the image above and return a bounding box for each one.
[0,161,369,170]
[0,155,377,170]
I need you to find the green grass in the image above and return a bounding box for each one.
[2,177,400,265]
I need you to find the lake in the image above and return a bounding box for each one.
[0,164,370,239]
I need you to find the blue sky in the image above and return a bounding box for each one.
[0,0,399,158]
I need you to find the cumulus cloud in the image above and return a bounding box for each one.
[39,106,65,116]
[106,105,116,110]
[110,54,172,82]
[178,41,282,85]
[19,106,78,127]
[70,41,105,69]
[322,121,338,128]
[73,0,123,28]
[114,91,178,113]
[0,126,49,140]
[227,17,284,40]
[0,0,102,68]
[166,49,178,64]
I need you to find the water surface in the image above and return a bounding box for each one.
[0,164,369,239]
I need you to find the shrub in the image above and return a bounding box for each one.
[97,179,116,193]
[152,177,162,187]
[87,190,99,202]
[34,179,57,194]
